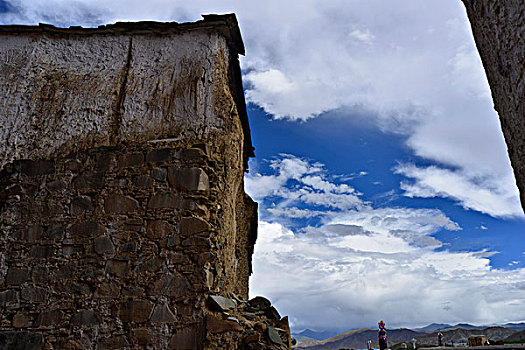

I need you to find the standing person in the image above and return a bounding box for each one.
[437,330,443,346]
[378,321,387,350]
[368,339,373,350]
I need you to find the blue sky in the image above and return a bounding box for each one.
[2,0,524,333]
[247,105,525,271]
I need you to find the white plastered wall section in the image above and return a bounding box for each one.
[0,30,227,169]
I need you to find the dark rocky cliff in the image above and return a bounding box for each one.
[461,0,525,212]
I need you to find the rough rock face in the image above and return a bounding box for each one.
[461,0,525,211]
[0,15,289,349]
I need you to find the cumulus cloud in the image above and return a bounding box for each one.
[244,155,525,331]
[395,164,523,217]
[245,155,365,214]
[251,219,525,331]
[246,154,525,331]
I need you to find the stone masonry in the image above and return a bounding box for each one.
[0,15,291,349]
[461,0,525,212]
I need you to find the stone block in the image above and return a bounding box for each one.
[132,329,151,345]
[181,236,210,247]
[148,273,191,298]
[31,266,48,283]
[94,282,120,299]
[151,167,167,181]
[30,245,55,258]
[166,236,181,249]
[71,309,96,327]
[25,225,44,242]
[6,268,30,285]
[243,333,261,344]
[209,295,236,311]
[146,148,171,163]
[169,326,203,350]
[21,286,47,302]
[45,179,66,191]
[119,300,154,323]
[71,282,92,296]
[12,312,31,328]
[17,159,55,176]
[95,152,116,171]
[106,260,129,278]
[146,220,173,239]
[118,152,144,168]
[70,196,94,215]
[119,241,137,253]
[248,296,271,311]
[147,192,182,209]
[54,264,76,280]
[168,252,189,265]
[104,194,139,214]
[72,172,105,190]
[98,335,129,350]
[36,309,64,327]
[180,217,209,235]
[265,306,281,320]
[46,224,64,241]
[150,303,177,323]
[181,147,206,161]
[0,290,18,305]
[206,314,242,333]
[12,225,47,243]
[132,175,153,188]
[205,269,214,289]
[134,256,163,274]
[267,326,284,345]
[62,245,79,257]
[94,236,115,255]
[0,331,44,349]
[70,222,105,238]
[168,167,209,191]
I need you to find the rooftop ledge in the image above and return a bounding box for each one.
[0,13,245,56]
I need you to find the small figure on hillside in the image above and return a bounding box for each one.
[378,321,387,350]
[367,339,373,350]
[437,330,443,346]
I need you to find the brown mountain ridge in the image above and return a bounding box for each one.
[294,326,518,350]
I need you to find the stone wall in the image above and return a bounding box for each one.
[0,15,290,349]
[461,0,525,212]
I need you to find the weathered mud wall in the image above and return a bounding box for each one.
[461,0,525,211]
[0,15,290,349]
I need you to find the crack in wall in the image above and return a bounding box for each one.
[110,37,133,144]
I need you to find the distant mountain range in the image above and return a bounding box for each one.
[414,323,453,332]
[293,323,525,350]
[502,323,525,332]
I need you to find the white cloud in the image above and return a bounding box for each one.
[245,155,365,214]
[349,29,375,44]
[251,220,525,331]
[244,155,525,331]
[395,164,523,218]
[247,154,525,331]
